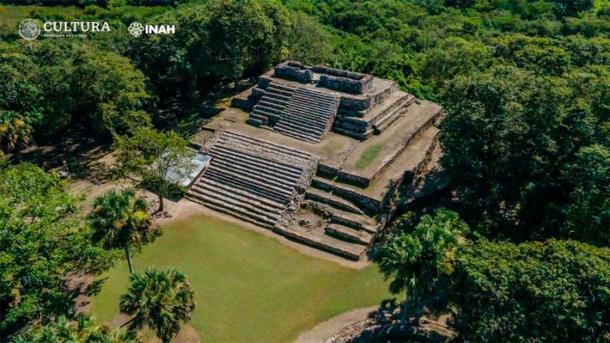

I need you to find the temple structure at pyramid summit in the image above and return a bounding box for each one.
[187,61,445,260]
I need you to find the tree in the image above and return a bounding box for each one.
[11,315,138,343]
[88,189,156,274]
[561,144,610,246]
[113,127,194,213]
[0,110,34,153]
[195,0,290,85]
[379,209,469,324]
[453,239,610,342]
[440,66,608,243]
[120,268,196,343]
[0,164,115,338]
[72,49,151,137]
[285,11,334,65]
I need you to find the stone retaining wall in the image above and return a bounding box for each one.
[274,61,313,83]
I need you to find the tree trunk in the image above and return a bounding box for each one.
[124,243,134,274]
[401,295,409,325]
[158,193,164,213]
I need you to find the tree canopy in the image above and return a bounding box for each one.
[453,239,610,342]
[120,268,196,343]
[0,164,116,337]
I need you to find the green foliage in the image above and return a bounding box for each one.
[120,268,195,343]
[285,11,335,65]
[453,239,610,342]
[11,315,138,343]
[561,144,610,246]
[0,164,116,338]
[0,41,150,143]
[88,189,157,274]
[113,127,194,212]
[379,209,468,323]
[0,110,35,153]
[72,49,151,137]
[440,65,608,244]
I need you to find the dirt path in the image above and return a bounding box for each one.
[294,306,379,343]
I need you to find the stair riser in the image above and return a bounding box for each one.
[190,187,280,219]
[210,144,304,174]
[202,170,289,204]
[209,157,300,187]
[187,196,274,229]
[221,131,312,160]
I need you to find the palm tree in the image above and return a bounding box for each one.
[120,268,196,343]
[88,189,155,274]
[12,315,139,343]
[379,209,468,325]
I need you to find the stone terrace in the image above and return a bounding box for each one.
[188,62,444,261]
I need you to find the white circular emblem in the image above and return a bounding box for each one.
[19,19,40,41]
[127,22,144,37]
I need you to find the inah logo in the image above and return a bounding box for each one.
[128,22,144,37]
[128,21,175,37]
[19,19,40,40]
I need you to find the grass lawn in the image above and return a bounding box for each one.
[355,143,384,170]
[90,214,390,342]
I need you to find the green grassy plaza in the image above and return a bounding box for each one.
[90,215,390,342]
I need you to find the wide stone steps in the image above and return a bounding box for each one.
[248,82,297,126]
[274,127,320,143]
[188,190,277,228]
[209,145,303,176]
[219,130,312,161]
[288,98,337,114]
[373,104,406,133]
[275,117,326,136]
[189,131,313,229]
[325,224,373,245]
[211,141,305,175]
[274,88,339,143]
[207,157,299,189]
[305,188,363,215]
[284,105,333,121]
[206,163,295,195]
[274,226,367,260]
[190,184,281,219]
[258,99,286,110]
[208,148,302,181]
[248,113,268,126]
[281,113,329,130]
[187,194,275,229]
[262,91,291,103]
[196,178,284,210]
[291,96,336,108]
[329,208,378,234]
[267,82,297,94]
[203,169,289,204]
[253,103,283,116]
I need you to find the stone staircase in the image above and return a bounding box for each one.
[248,82,296,127]
[274,87,339,143]
[334,91,415,139]
[187,130,315,229]
[300,176,381,259]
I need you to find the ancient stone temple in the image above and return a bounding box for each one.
[188,61,443,260]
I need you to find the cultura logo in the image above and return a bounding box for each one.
[19,19,40,41]
[18,18,111,39]
[128,22,144,37]
[127,21,175,37]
